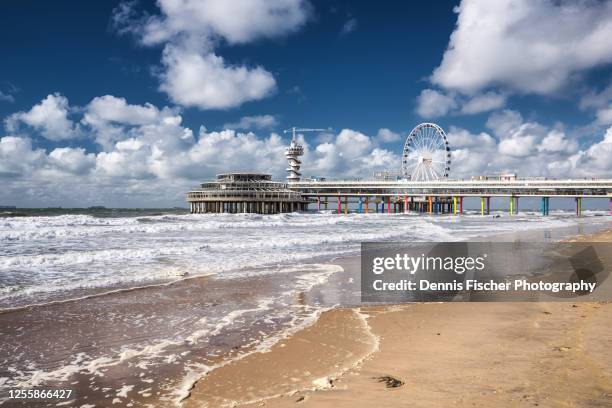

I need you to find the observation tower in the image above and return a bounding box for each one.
[284,127,325,182]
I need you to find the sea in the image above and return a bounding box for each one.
[0,208,611,407]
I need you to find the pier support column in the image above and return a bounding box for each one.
[514,197,519,215]
[381,199,384,213]
[486,197,490,215]
[576,197,582,216]
[480,197,485,216]
[344,197,349,215]
[453,197,457,215]
[358,198,363,214]
[509,196,514,215]
[387,197,391,214]
[404,196,408,214]
[541,197,547,216]
[337,197,341,214]
[317,197,320,212]
[459,197,463,215]
[365,197,369,214]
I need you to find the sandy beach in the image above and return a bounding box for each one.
[184,229,612,408]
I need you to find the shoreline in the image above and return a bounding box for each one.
[2,216,611,407]
[183,227,612,407]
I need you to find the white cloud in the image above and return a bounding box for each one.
[223,115,278,130]
[159,47,276,110]
[417,89,504,118]
[416,89,457,118]
[485,109,524,138]
[446,109,592,179]
[580,84,612,110]
[340,18,357,35]
[113,0,310,110]
[133,0,310,46]
[84,95,170,126]
[6,94,611,207]
[82,94,192,150]
[595,105,612,125]
[498,134,537,157]
[0,136,46,178]
[446,127,495,149]
[431,0,612,95]
[572,127,612,176]
[1,95,402,205]
[376,128,401,143]
[537,129,578,154]
[5,93,82,141]
[49,147,96,174]
[460,92,506,114]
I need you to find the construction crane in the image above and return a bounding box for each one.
[283,127,329,182]
[283,127,329,141]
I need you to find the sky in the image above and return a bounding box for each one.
[1,0,612,207]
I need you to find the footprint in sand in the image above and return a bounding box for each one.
[374,375,404,388]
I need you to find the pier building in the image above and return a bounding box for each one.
[186,173,309,214]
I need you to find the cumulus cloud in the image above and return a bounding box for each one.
[48,147,96,174]
[485,109,525,139]
[446,126,495,149]
[538,129,579,154]
[223,114,278,130]
[159,47,276,110]
[460,92,506,114]
[416,89,458,118]
[376,128,401,143]
[113,0,310,110]
[447,109,590,179]
[431,0,612,95]
[2,96,402,205]
[5,93,82,141]
[416,89,505,118]
[0,136,46,178]
[594,106,612,125]
[304,129,399,178]
[82,94,192,150]
[572,127,612,176]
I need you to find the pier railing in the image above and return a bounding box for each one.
[289,179,612,197]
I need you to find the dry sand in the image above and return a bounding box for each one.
[184,230,612,408]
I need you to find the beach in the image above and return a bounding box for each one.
[184,228,612,408]
[1,211,612,407]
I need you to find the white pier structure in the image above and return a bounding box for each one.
[187,173,309,214]
[290,178,612,215]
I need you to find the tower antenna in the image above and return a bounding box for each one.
[283,127,328,182]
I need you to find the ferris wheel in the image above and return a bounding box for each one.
[401,123,451,181]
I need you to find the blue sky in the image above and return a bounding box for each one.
[1,0,612,207]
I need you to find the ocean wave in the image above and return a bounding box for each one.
[1,212,609,307]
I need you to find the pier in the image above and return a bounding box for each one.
[186,173,309,214]
[186,122,612,216]
[289,178,612,215]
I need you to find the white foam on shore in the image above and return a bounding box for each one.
[3,211,605,307]
[6,262,343,408]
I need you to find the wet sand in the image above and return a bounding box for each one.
[184,228,612,408]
